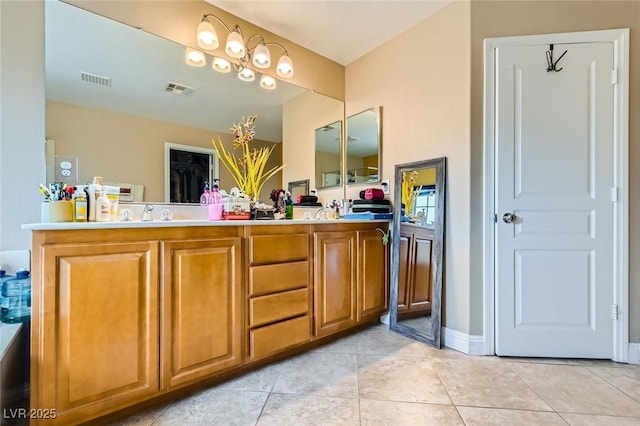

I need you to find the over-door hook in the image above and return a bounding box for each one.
[546,44,567,72]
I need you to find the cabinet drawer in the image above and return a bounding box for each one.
[249,315,310,361]
[249,288,309,328]
[249,234,308,265]
[249,261,309,296]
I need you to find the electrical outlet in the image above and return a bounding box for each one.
[381,179,390,194]
[54,156,78,182]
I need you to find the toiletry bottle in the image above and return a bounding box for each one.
[87,177,103,221]
[73,185,87,222]
[200,181,211,205]
[211,184,222,205]
[95,190,111,222]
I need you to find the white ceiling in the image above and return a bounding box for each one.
[209,0,452,66]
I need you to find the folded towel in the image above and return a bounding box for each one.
[297,195,318,204]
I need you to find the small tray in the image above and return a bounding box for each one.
[225,213,251,220]
[343,212,393,220]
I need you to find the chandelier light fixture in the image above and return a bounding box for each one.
[186,13,295,90]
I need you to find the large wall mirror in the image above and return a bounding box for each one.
[345,107,381,185]
[44,0,342,203]
[389,157,446,348]
[315,121,342,188]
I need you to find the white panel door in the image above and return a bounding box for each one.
[495,42,614,358]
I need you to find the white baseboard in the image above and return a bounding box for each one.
[442,327,486,356]
[629,343,640,364]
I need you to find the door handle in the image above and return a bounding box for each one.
[502,212,517,224]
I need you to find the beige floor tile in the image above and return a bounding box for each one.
[560,413,640,425]
[511,363,640,416]
[272,351,359,398]
[215,361,282,392]
[585,365,640,402]
[504,357,584,365]
[358,354,451,404]
[106,407,165,426]
[311,333,358,354]
[579,359,639,369]
[356,326,430,357]
[360,399,463,425]
[457,406,567,425]
[154,389,268,426]
[257,393,359,426]
[430,357,552,411]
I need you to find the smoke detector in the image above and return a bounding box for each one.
[165,82,196,96]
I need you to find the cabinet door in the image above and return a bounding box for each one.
[313,231,357,337]
[161,238,242,389]
[37,241,159,424]
[409,236,432,311]
[357,229,388,322]
[398,231,412,312]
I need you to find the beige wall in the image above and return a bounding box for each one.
[0,0,45,250]
[315,151,341,188]
[46,101,282,202]
[68,0,345,101]
[469,0,640,341]
[346,1,472,332]
[283,90,344,203]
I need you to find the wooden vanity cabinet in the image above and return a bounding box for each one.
[29,221,388,424]
[357,229,388,322]
[160,237,243,389]
[313,230,358,337]
[313,223,389,338]
[398,224,434,317]
[32,239,160,425]
[245,225,311,361]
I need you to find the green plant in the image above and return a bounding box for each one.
[211,115,285,201]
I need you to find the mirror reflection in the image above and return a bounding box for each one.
[390,157,446,348]
[314,121,342,188]
[345,107,381,184]
[287,179,309,201]
[44,0,340,203]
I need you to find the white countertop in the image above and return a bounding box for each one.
[22,218,390,231]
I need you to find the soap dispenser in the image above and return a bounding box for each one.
[95,190,110,222]
[200,181,211,205]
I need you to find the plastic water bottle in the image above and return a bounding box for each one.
[1,268,31,323]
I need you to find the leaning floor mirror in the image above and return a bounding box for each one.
[389,157,446,348]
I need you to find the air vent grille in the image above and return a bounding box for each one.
[165,82,196,96]
[81,72,111,87]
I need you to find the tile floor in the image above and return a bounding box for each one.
[112,324,640,425]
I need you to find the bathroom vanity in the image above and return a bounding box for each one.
[23,219,388,425]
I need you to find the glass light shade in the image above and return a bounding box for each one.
[225,30,246,59]
[252,43,271,69]
[197,19,219,50]
[259,75,276,90]
[212,57,231,73]
[185,47,206,67]
[237,67,255,82]
[276,54,294,78]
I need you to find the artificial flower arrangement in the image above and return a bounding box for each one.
[401,170,422,218]
[211,115,285,203]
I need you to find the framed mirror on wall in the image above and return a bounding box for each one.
[389,157,446,348]
[345,106,381,184]
[288,179,309,200]
[314,121,342,188]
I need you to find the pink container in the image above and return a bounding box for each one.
[208,204,224,221]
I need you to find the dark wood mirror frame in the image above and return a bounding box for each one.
[389,157,446,348]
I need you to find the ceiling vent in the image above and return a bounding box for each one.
[165,82,196,96]
[81,72,111,87]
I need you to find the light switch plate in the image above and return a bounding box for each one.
[54,156,78,182]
